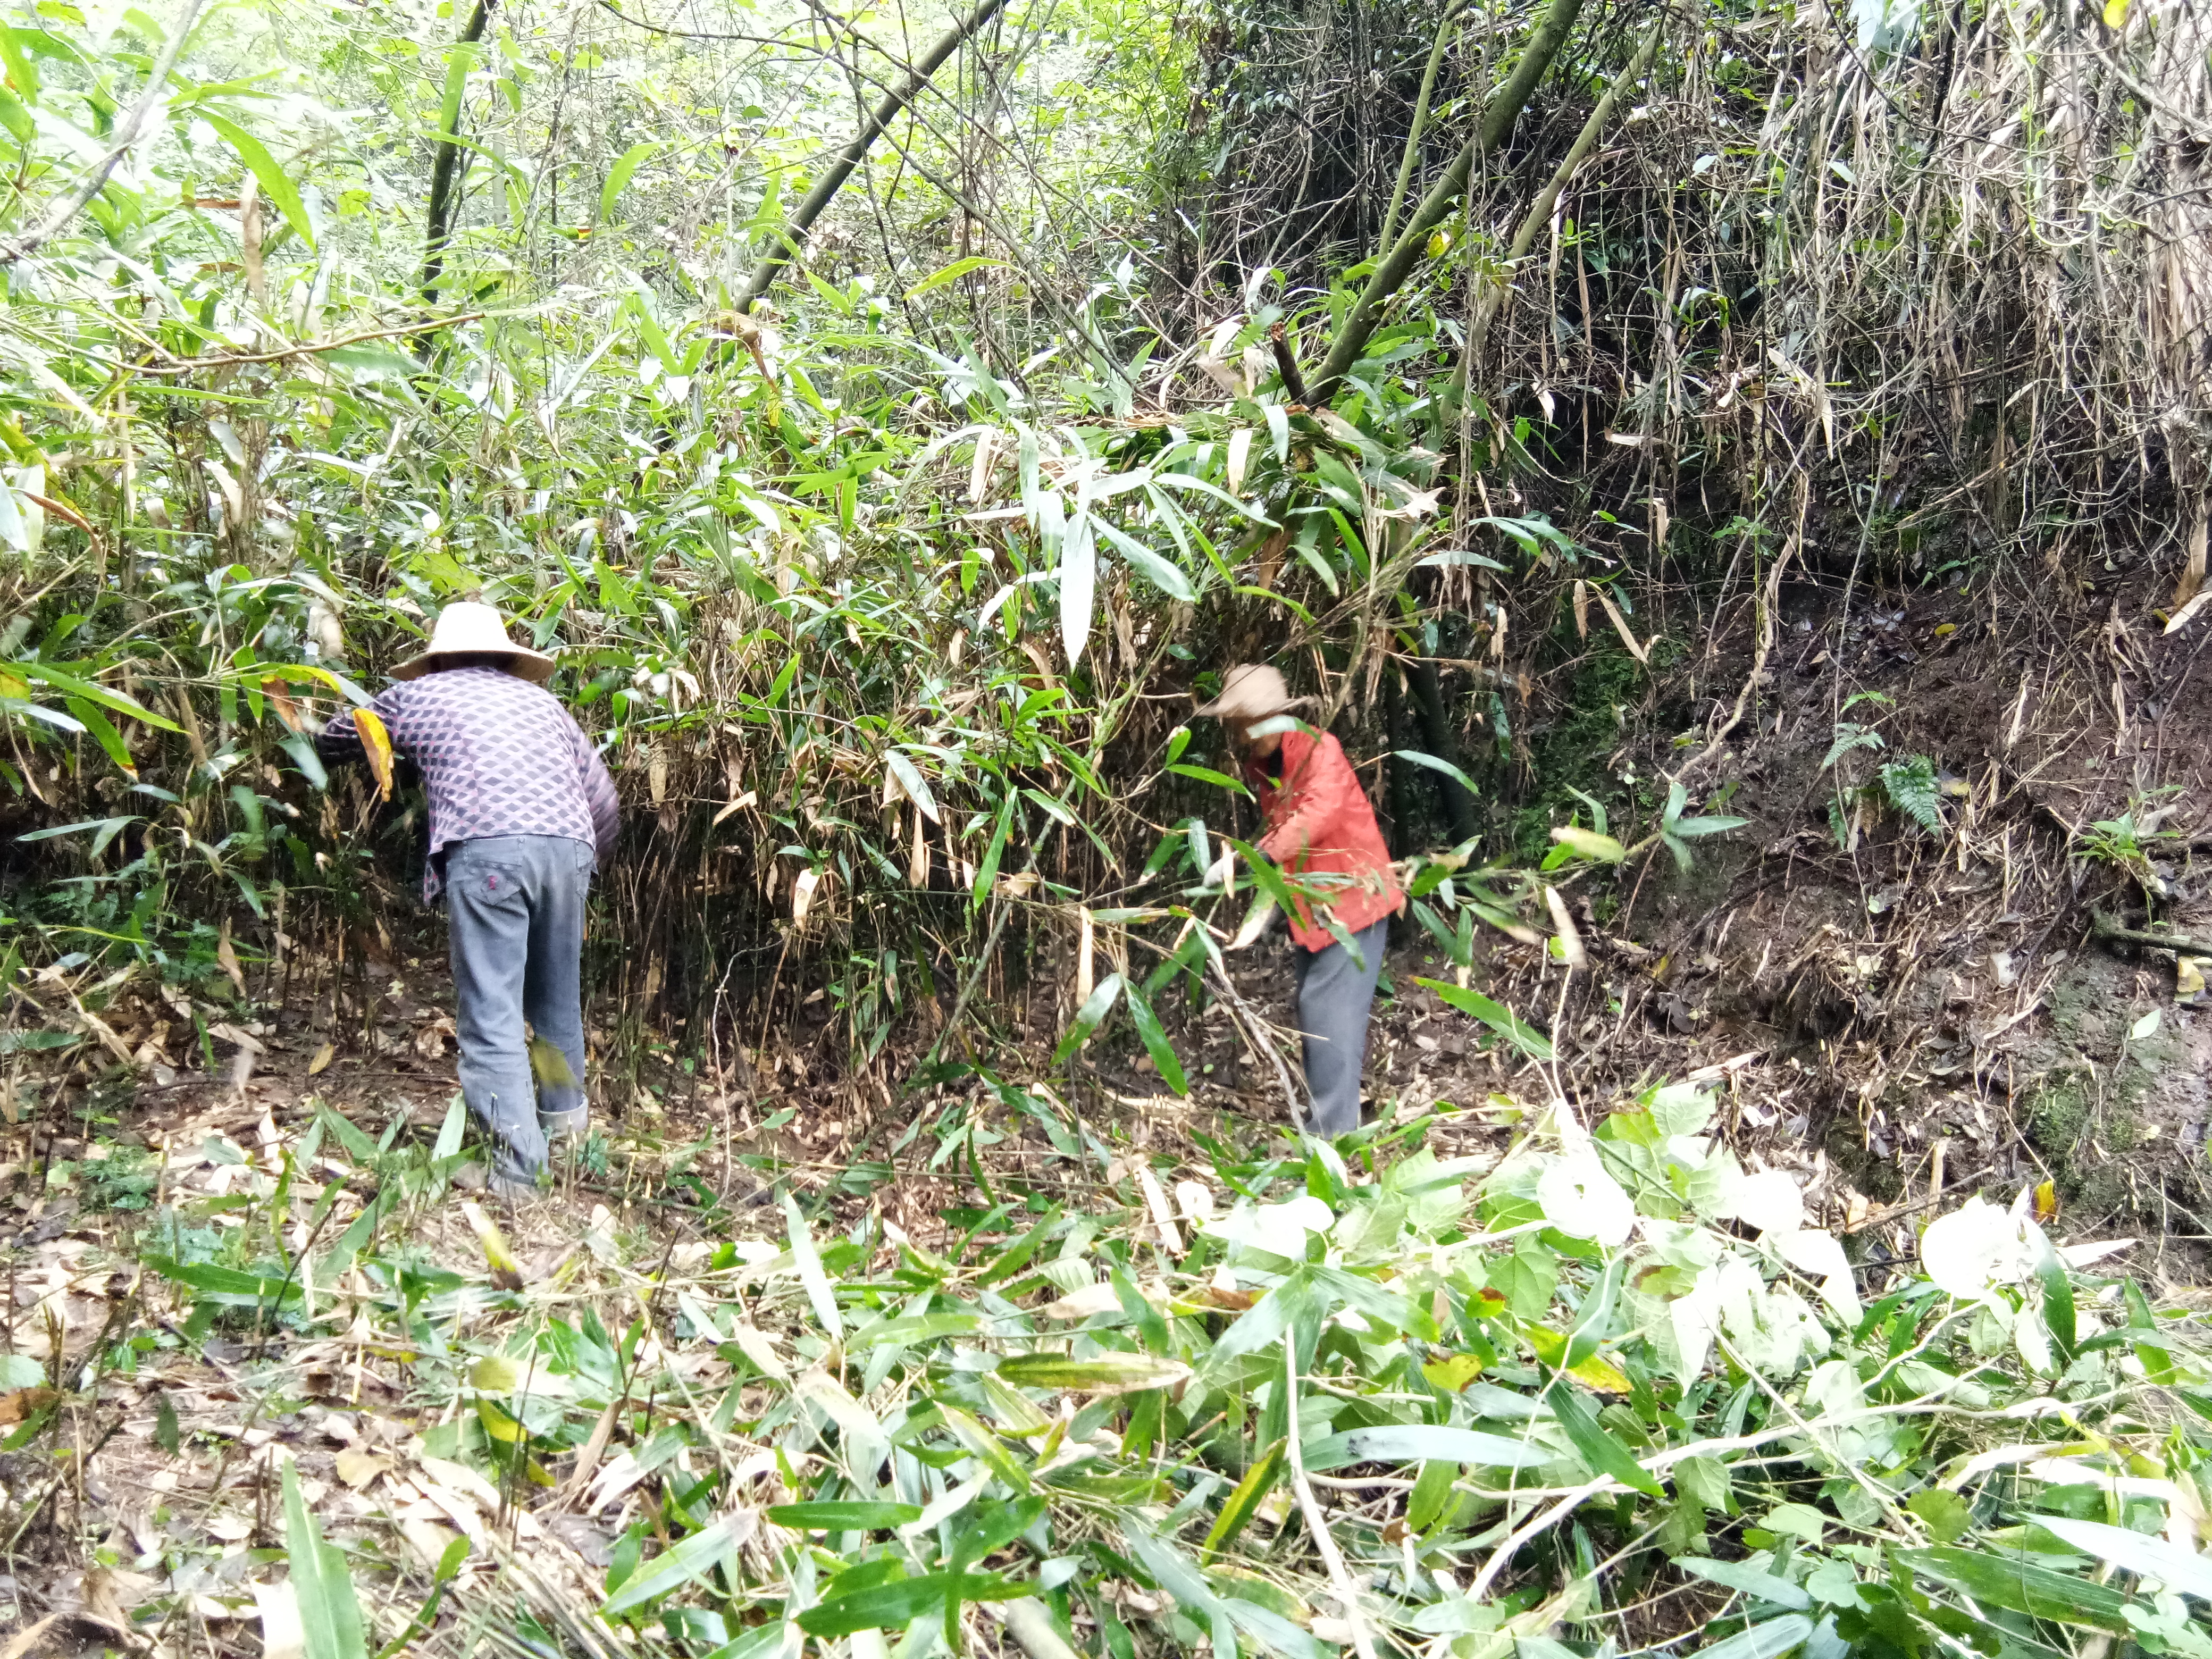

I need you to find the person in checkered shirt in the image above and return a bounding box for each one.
[320,601,618,1199]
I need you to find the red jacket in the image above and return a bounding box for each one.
[1247,730,1403,952]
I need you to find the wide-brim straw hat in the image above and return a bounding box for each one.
[1195,663,1307,720]
[391,601,558,684]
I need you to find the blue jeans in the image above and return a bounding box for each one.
[445,835,595,1182]
[1292,919,1388,1138]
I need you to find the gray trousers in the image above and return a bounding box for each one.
[446,835,595,1180]
[1292,918,1388,1138]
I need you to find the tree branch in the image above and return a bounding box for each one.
[736,0,1013,312]
[0,0,210,266]
[420,0,497,306]
[1309,0,1590,403]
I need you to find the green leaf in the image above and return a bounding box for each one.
[1905,1489,1972,1544]
[885,749,940,822]
[10,662,181,730]
[1677,1557,1811,1610]
[2032,1516,2212,1601]
[1300,1424,1551,1472]
[1898,1546,2136,1632]
[1416,978,1554,1060]
[798,1571,1031,1637]
[1051,973,1123,1064]
[598,140,658,223]
[1092,517,1195,602]
[14,815,139,857]
[200,110,315,248]
[601,1519,739,1615]
[1202,1437,1287,1554]
[781,1193,844,1345]
[1879,755,1942,833]
[767,1501,923,1532]
[283,1459,368,1659]
[1669,814,1748,840]
[995,1352,1190,1394]
[1166,762,1247,792]
[1395,748,1480,798]
[1122,981,1188,1095]
[906,255,1004,299]
[937,1403,1030,1494]
[1546,1380,1663,1496]
[1694,1615,1814,1659]
[1548,825,1627,863]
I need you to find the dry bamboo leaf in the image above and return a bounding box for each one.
[1227,427,1253,495]
[306,1042,334,1076]
[458,1201,524,1289]
[0,1386,57,1424]
[1572,579,1589,640]
[261,676,305,734]
[969,430,996,503]
[2179,957,2206,999]
[714,789,758,825]
[352,707,395,801]
[254,1578,305,1659]
[2176,516,2207,610]
[1039,1281,1121,1320]
[334,1447,391,1489]
[2165,586,2212,635]
[1590,589,1648,664]
[909,809,929,886]
[217,917,247,996]
[1076,908,1095,1004]
[1544,887,1587,970]
[791,867,821,926]
[1136,1165,1183,1254]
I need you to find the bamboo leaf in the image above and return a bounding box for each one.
[598,139,658,222]
[1416,977,1554,1060]
[1122,981,1188,1095]
[601,1519,738,1615]
[282,1458,368,1659]
[201,110,316,248]
[995,1351,1191,1395]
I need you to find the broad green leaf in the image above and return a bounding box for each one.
[1395,748,1481,797]
[1301,1424,1550,1472]
[1694,1615,1813,1659]
[798,1572,1030,1637]
[1549,825,1627,862]
[2032,1516,2212,1601]
[885,749,940,822]
[201,111,315,248]
[1670,814,1749,840]
[995,1351,1190,1394]
[1122,981,1188,1095]
[937,1403,1030,1493]
[1202,1437,1286,1554]
[1898,1546,2136,1631]
[781,1193,844,1344]
[906,255,1004,298]
[11,662,181,730]
[1417,978,1554,1060]
[1546,1381,1663,1496]
[598,140,658,222]
[768,1502,922,1531]
[1051,973,1123,1064]
[601,1519,739,1615]
[1678,1557,1811,1610]
[1059,516,1095,667]
[283,1459,367,1659]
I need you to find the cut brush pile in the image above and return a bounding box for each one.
[14,1071,2211,1659]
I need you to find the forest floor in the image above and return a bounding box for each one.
[9,557,2212,1653]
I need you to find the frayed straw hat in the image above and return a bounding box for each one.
[1195,664,1306,719]
[391,601,558,684]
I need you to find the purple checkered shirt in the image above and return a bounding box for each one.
[318,667,620,902]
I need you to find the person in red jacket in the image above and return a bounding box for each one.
[1198,664,1403,1137]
